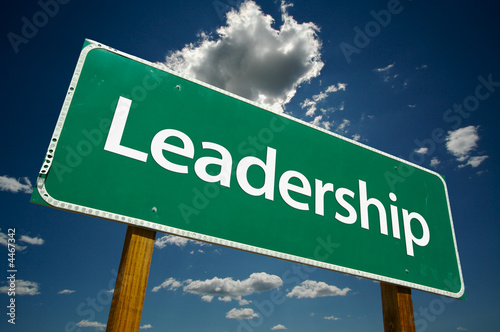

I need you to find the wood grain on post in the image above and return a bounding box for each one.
[106,225,156,332]
[380,282,416,332]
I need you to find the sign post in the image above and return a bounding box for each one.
[380,283,416,332]
[106,226,156,331]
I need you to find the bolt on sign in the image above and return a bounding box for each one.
[32,40,464,298]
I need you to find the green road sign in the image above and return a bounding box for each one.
[32,39,464,298]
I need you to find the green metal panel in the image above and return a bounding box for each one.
[31,40,464,298]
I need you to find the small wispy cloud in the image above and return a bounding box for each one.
[373,63,395,72]
[301,82,347,117]
[324,315,341,320]
[414,147,428,155]
[58,289,75,295]
[310,114,334,131]
[459,155,489,168]
[0,175,33,194]
[154,235,209,249]
[430,157,441,168]
[0,230,44,251]
[140,324,153,329]
[19,235,45,245]
[76,320,106,331]
[151,277,183,293]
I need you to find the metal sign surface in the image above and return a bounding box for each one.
[32,40,464,298]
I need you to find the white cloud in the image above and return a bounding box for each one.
[152,273,281,304]
[0,280,40,296]
[373,63,395,72]
[183,272,282,303]
[151,277,183,293]
[430,157,441,167]
[457,327,467,331]
[446,126,489,168]
[140,324,153,329]
[446,126,479,162]
[301,98,317,116]
[414,147,428,155]
[201,295,214,302]
[310,114,333,130]
[58,289,75,295]
[19,235,45,245]
[271,324,288,330]
[301,83,346,117]
[337,119,350,133]
[416,64,428,70]
[226,308,259,319]
[460,155,488,168]
[352,134,361,141]
[286,280,350,299]
[408,104,417,108]
[154,235,208,249]
[76,320,106,331]
[0,230,32,251]
[0,176,33,194]
[165,0,323,111]
[324,315,340,320]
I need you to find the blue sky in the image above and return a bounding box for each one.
[1,0,499,331]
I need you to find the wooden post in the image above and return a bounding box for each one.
[106,225,156,332]
[380,282,416,332]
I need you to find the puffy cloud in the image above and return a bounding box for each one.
[226,308,258,319]
[76,320,106,331]
[0,280,40,296]
[271,324,288,330]
[286,280,350,299]
[446,126,488,168]
[324,315,340,320]
[151,273,282,304]
[0,175,32,194]
[164,0,323,111]
[446,126,479,161]
[58,289,75,295]
[183,272,282,303]
[140,324,153,329]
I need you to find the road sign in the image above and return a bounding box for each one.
[32,39,464,298]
